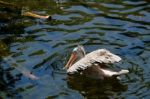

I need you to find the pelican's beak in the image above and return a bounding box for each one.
[64,52,77,70]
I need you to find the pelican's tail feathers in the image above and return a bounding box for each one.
[116,69,129,75]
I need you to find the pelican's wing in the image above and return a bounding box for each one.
[67,49,121,73]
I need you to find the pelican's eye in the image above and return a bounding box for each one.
[73,47,78,52]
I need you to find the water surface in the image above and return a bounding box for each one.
[0,0,150,99]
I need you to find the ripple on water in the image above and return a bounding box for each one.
[0,0,150,99]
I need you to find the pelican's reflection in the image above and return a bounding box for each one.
[66,75,128,98]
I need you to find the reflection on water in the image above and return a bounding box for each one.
[67,75,128,99]
[0,0,150,99]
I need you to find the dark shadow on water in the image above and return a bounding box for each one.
[67,74,128,99]
[0,62,22,98]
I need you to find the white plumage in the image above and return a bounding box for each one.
[64,45,129,79]
[67,49,121,73]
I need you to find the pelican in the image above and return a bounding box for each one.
[64,45,129,79]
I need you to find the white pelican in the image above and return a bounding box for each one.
[64,45,129,79]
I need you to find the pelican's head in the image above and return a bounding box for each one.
[64,45,86,69]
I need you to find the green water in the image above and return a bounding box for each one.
[0,0,150,99]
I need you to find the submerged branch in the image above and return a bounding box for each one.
[3,56,39,80]
[0,0,51,20]
[22,11,51,20]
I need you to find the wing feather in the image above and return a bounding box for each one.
[67,49,121,73]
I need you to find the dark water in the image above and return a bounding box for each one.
[0,0,150,99]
